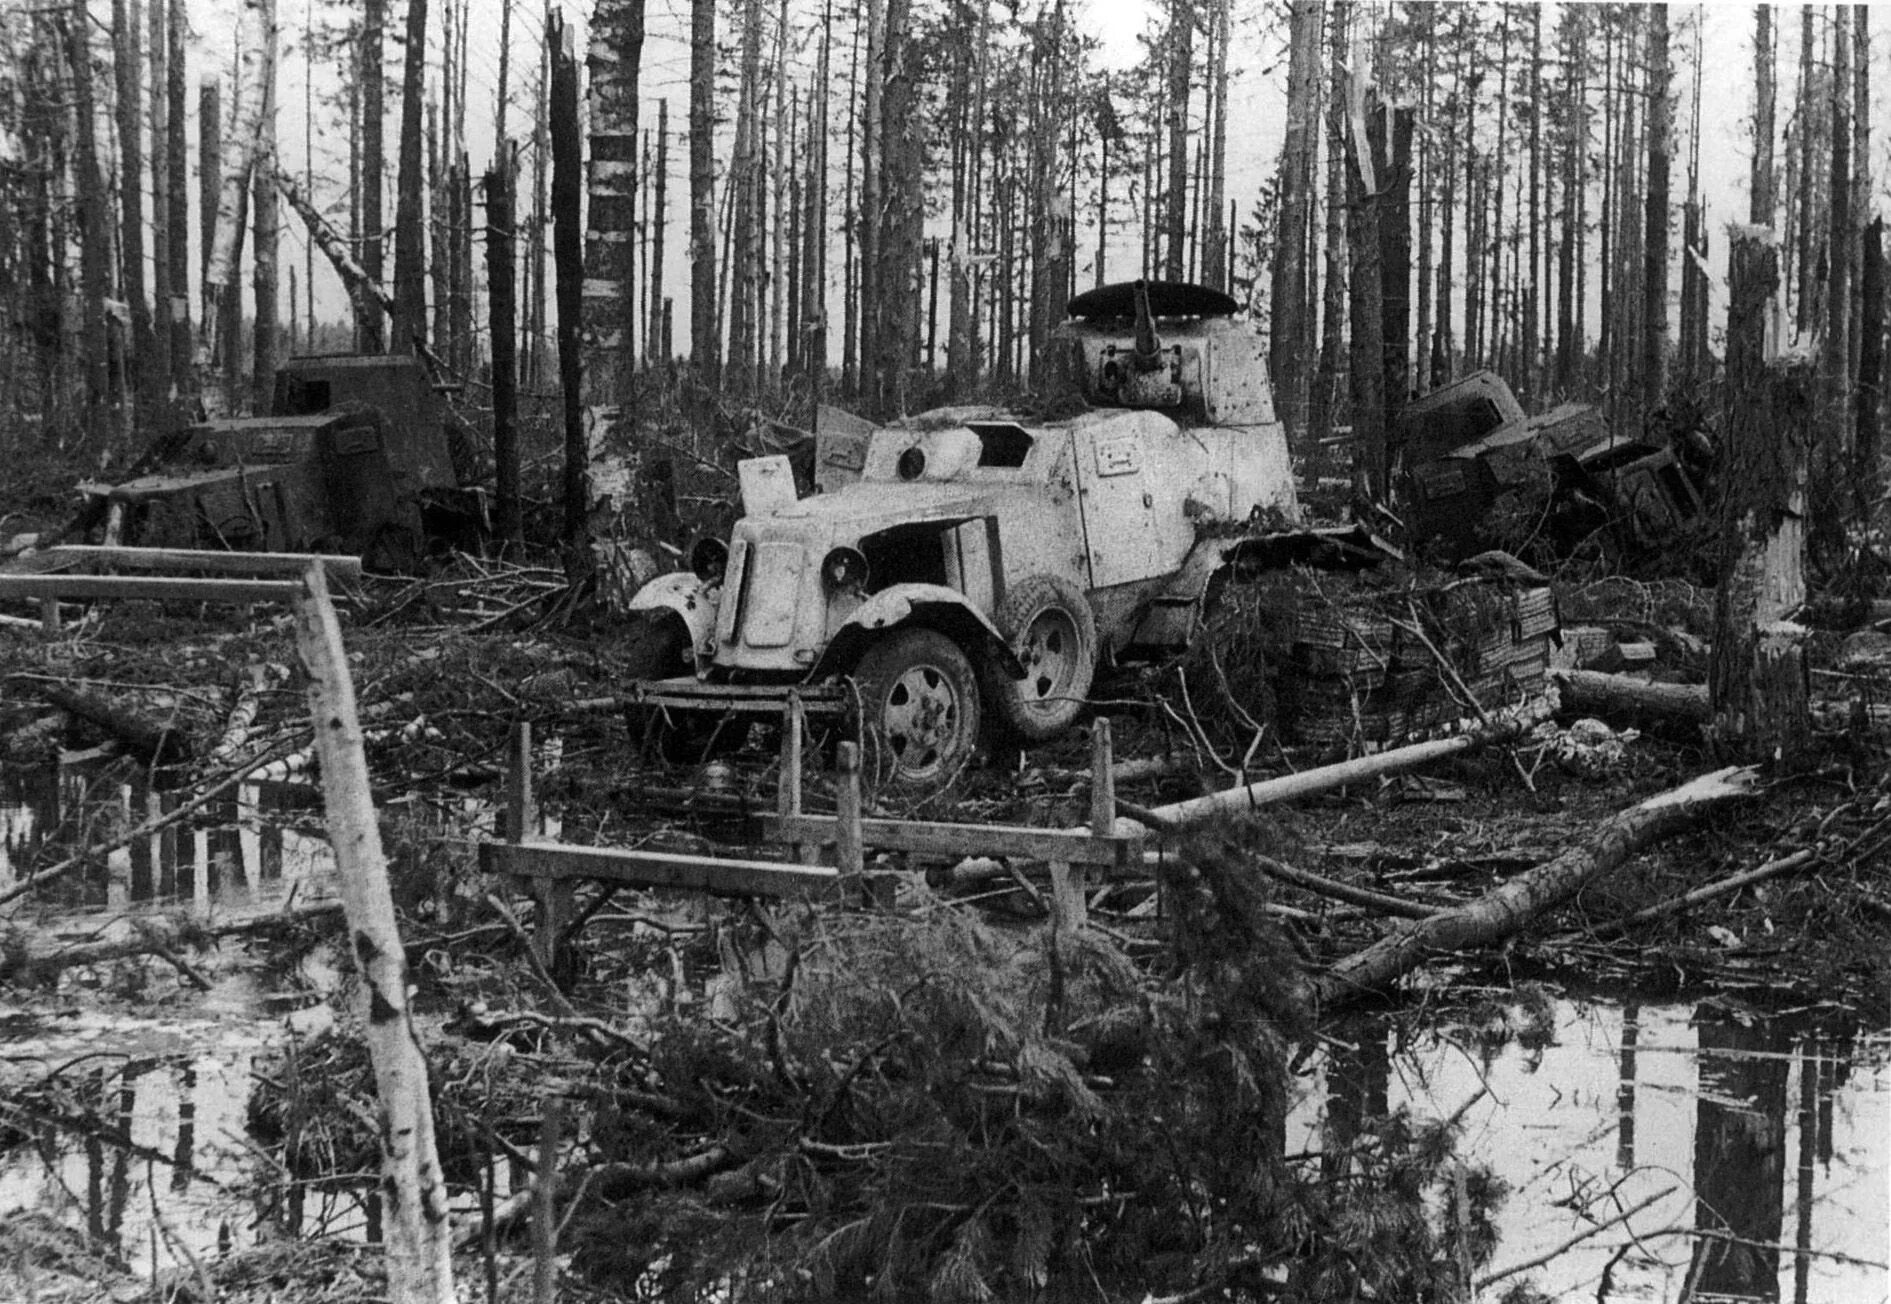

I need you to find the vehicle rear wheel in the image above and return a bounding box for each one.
[986,574,1098,743]
[852,628,982,794]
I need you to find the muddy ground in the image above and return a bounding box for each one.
[2,550,1888,1301]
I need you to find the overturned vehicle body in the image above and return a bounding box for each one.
[625,280,1364,791]
[82,354,483,571]
[1396,371,1711,565]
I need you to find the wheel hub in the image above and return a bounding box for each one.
[880,663,962,774]
[1020,612,1079,702]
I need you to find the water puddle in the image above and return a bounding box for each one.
[1294,996,1891,1302]
[4,758,1886,1294]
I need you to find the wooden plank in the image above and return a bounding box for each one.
[46,545,364,580]
[835,742,864,879]
[480,841,844,901]
[761,813,1140,866]
[0,574,304,603]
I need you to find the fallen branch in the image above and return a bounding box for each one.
[1250,854,1450,919]
[1576,847,1818,939]
[1129,698,1552,833]
[1309,766,1759,1010]
[1474,1186,1676,1290]
[0,735,310,908]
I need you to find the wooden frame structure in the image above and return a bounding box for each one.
[483,695,1145,967]
[0,545,361,630]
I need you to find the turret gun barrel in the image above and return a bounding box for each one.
[1131,278,1165,372]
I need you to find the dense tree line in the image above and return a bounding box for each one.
[0,2,1883,561]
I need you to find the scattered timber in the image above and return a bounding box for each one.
[1306,765,1759,1010]
[1126,699,1552,832]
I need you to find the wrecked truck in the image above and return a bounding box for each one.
[80,353,484,571]
[1395,370,1710,565]
[623,279,1370,791]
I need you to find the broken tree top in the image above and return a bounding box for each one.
[1066,280,1241,321]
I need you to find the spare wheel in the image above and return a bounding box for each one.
[988,574,1097,743]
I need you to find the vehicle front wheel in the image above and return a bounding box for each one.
[851,628,982,795]
[620,613,710,763]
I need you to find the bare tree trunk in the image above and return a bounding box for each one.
[648,98,668,365]
[687,0,719,386]
[550,12,588,582]
[1345,88,1386,500]
[149,0,172,398]
[1380,105,1414,434]
[857,0,884,406]
[293,566,455,1304]
[1711,227,1809,767]
[69,0,112,442]
[252,0,280,400]
[488,155,521,549]
[526,31,549,387]
[359,0,385,351]
[1199,0,1229,293]
[1855,216,1883,535]
[1752,6,1775,226]
[726,0,763,398]
[1828,7,1853,407]
[769,0,789,388]
[1163,0,1192,281]
[166,0,191,390]
[199,0,270,417]
[390,0,427,353]
[1309,0,1347,446]
[872,0,920,410]
[113,0,154,420]
[1271,0,1320,439]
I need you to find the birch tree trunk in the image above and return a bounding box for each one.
[198,0,269,417]
[292,565,454,1304]
[113,0,154,421]
[251,0,280,399]
[1311,767,1756,1010]
[165,0,191,389]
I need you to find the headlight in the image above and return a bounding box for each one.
[897,446,927,480]
[689,537,729,582]
[821,546,869,592]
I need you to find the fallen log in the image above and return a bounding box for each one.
[1,900,344,983]
[27,681,193,765]
[1307,766,1759,1010]
[1552,669,1891,731]
[1126,698,1552,833]
[1551,668,1709,724]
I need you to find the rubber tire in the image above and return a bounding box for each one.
[852,628,982,795]
[620,614,707,763]
[986,574,1098,744]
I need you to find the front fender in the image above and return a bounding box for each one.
[628,572,721,661]
[814,583,1024,679]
